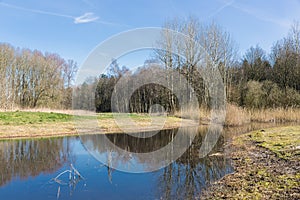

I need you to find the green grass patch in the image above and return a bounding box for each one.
[0,111,72,125]
[247,126,300,160]
[0,111,178,126]
[97,113,114,119]
[0,111,188,140]
[96,113,153,121]
[229,169,300,199]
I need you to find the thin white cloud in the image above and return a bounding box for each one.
[212,0,298,29]
[229,1,291,28]
[208,0,235,19]
[0,2,73,19]
[74,12,99,24]
[0,1,127,26]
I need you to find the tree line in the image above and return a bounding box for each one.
[2,17,300,112]
[0,43,77,109]
[75,18,300,113]
[230,21,300,108]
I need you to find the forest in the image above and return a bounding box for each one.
[0,44,77,109]
[1,18,300,114]
[74,18,300,113]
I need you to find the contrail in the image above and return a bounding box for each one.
[0,1,129,26]
[0,2,74,19]
[208,0,235,19]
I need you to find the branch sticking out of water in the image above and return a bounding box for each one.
[49,164,85,199]
[71,164,85,179]
[57,186,60,199]
[53,170,72,185]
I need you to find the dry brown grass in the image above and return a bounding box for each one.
[226,105,300,125]
[174,104,300,126]
[249,107,300,123]
[174,106,210,122]
[225,104,250,126]
[0,122,77,140]
[175,104,250,126]
[224,106,300,126]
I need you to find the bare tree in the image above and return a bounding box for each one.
[200,21,238,102]
[156,18,237,109]
[0,43,77,109]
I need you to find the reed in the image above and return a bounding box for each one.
[249,107,300,123]
[174,106,210,122]
[174,104,300,126]
[225,104,250,126]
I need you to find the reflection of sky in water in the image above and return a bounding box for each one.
[0,138,161,200]
[0,127,235,200]
[77,136,150,172]
[93,152,149,172]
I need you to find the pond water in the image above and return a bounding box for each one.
[0,123,286,199]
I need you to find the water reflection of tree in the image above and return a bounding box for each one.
[158,127,232,200]
[0,138,72,186]
[105,129,176,153]
[81,126,232,199]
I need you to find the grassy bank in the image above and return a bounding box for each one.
[0,111,72,125]
[0,111,197,140]
[201,126,300,199]
[1,106,300,140]
[248,126,300,160]
[0,111,75,140]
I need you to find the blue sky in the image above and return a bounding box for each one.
[1,0,300,67]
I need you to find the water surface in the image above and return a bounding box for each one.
[0,123,283,199]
